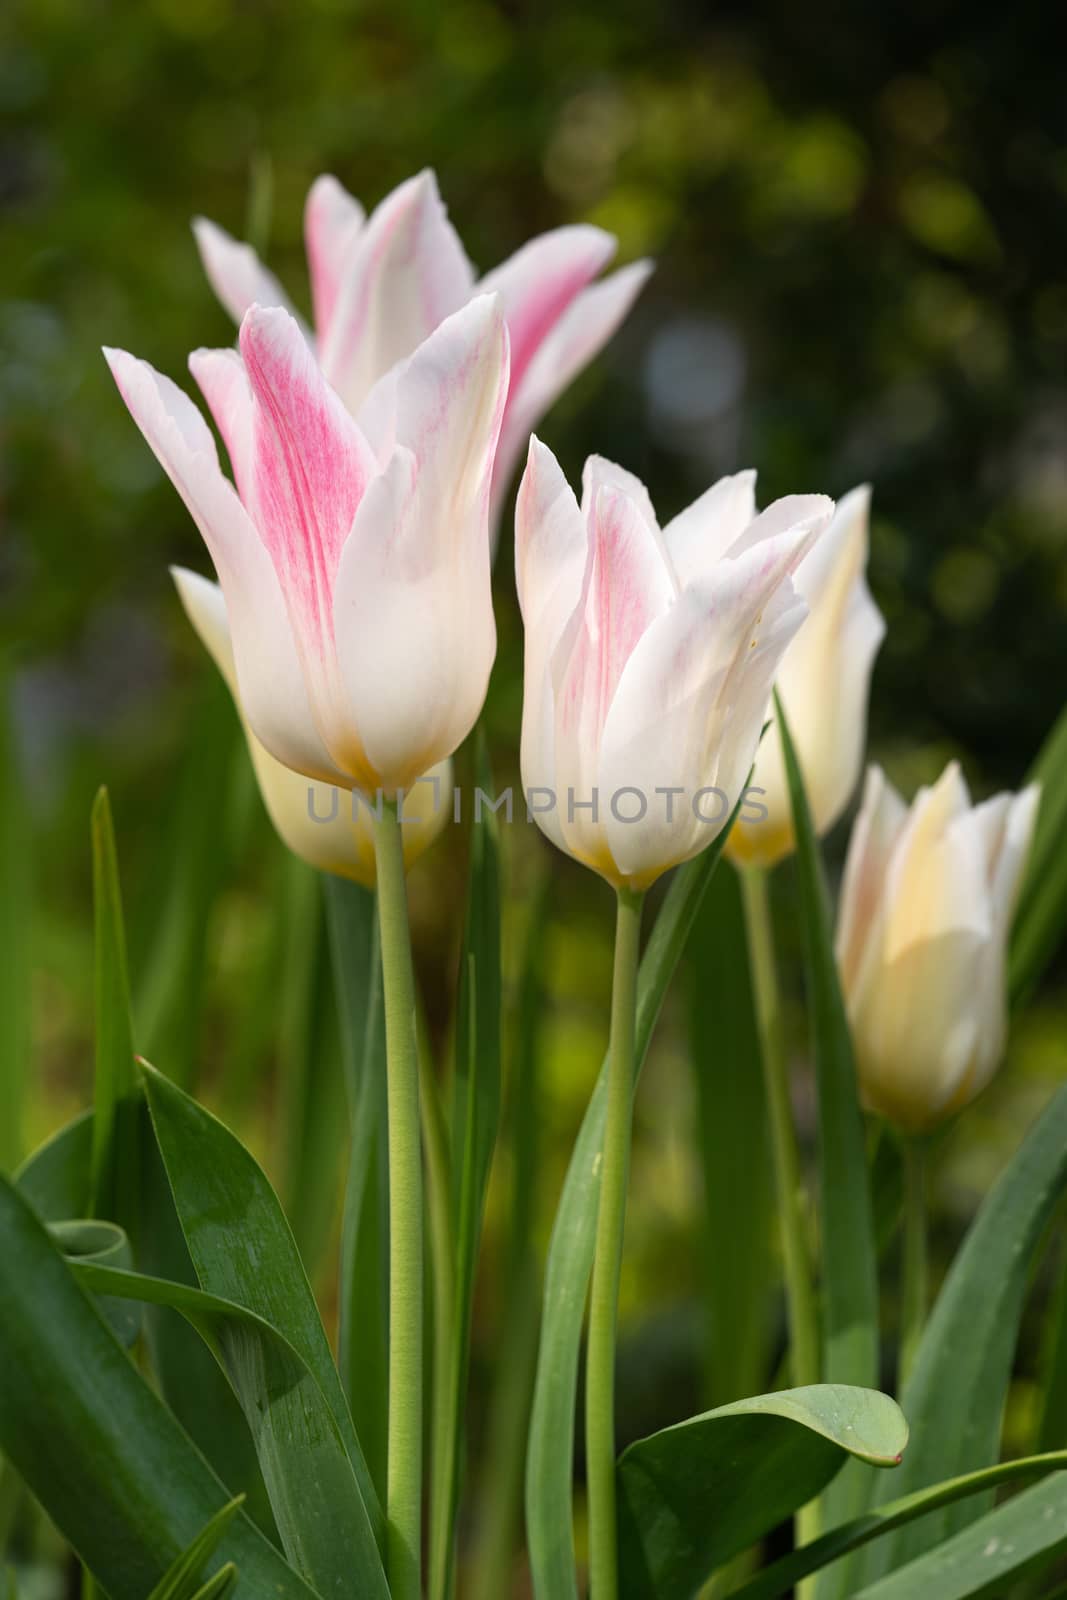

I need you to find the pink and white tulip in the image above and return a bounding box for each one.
[193,169,652,534]
[515,441,835,889]
[727,485,885,868]
[173,567,451,883]
[106,294,509,795]
[837,763,1039,1132]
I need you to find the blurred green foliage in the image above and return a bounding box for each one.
[3,0,1067,1585]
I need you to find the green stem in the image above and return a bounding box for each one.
[586,885,644,1600]
[739,865,819,1388]
[899,1137,927,1390]
[374,800,424,1600]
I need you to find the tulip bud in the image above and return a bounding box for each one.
[107,294,509,797]
[515,439,834,890]
[727,485,885,868]
[836,762,1039,1133]
[173,568,451,883]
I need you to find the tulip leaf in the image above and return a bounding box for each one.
[689,864,774,1407]
[49,1218,140,1346]
[276,858,349,1279]
[855,1082,1067,1583]
[141,1060,388,1597]
[728,1450,1067,1599]
[90,787,141,1234]
[0,1174,317,1599]
[431,731,504,1600]
[145,1496,243,1600]
[189,1569,238,1600]
[1010,695,1067,1006]
[526,805,741,1600]
[851,1472,1067,1599]
[776,692,879,1575]
[615,1384,907,1600]
[17,1108,275,1533]
[325,874,389,1503]
[16,1107,93,1219]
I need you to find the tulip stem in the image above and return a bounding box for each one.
[586,884,644,1600]
[900,1136,928,1390]
[374,799,423,1600]
[739,864,820,1389]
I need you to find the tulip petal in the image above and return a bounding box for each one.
[550,478,676,874]
[490,259,653,533]
[581,454,663,543]
[662,469,757,588]
[320,169,475,414]
[734,485,884,864]
[597,547,808,885]
[238,304,377,659]
[479,225,616,400]
[104,347,341,782]
[192,216,306,333]
[304,174,366,339]
[514,437,587,856]
[188,346,255,498]
[331,297,509,789]
[836,765,908,994]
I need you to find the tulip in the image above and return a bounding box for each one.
[515,440,836,891]
[837,762,1040,1134]
[193,169,651,535]
[727,484,885,868]
[106,293,509,797]
[172,567,451,882]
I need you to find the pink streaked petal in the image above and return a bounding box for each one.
[320,169,475,414]
[188,346,255,499]
[581,454,662,540]
[490,260,653,536]
[478,225,617,404]
[104,347,341,783]
[514,434,585,631]
[191,216,306,335]
[239,304,378,653]
[304,174,366,340]
[552,477,676,784]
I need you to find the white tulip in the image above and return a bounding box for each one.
[836,762,1039,1132]
[728,485,885,867]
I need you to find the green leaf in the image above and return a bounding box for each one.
[729,1450,1067,1599]
[431,732,504,1600]
[141,1062,388,1597]
[689,865,773,1406]
[146,1497,243,1600]
[852,1472,1067,1599]
[526,806,740,1600]
[615,1384,907,1600]
[90,788,141,1232]
[1036,1238,1067,1455]
[16,1108,93,1220]
[324,874,389,1506]
[0,667,31,1174]
[1010,696,1067,1006]
[0,1174,316,1600]
[276,859,348,1278]
[18,1109,274,1535]
[777,692,879,1573]
[189,1567,238,1600]
[50,1218,140,1346]
[856,1083,1067,1583]
[469,872,553,1600]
